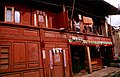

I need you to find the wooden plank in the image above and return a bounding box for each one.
[27,43,39,62]
[13,64,26,69]
[24,71,40,77]
[1,27,20,35]
[21,10,31,25]
[3,74,20,77]
[23,29,39,37]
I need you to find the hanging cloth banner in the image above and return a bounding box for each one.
[49,50,53,69]
[63,50,67,67]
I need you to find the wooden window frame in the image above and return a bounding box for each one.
[5,6,14,22]
[35,10,46,27]
[5,6,21,23]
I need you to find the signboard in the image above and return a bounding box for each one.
[83,16,93,24]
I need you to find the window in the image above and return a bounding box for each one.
[15,11,20,23]
[5,6,20,23]
[5,7,14,22]
[35,10,46,27]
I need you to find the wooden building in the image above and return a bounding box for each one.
[0,0,119,77]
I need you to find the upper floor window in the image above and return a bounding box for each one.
[5,7,14,22]
[15,11,20,23]
[5,6,20,23]
[34,10,46,27]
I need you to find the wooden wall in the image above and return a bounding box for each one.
[0,25,44,77]
[0,2,113,77]
[40,30,70,77]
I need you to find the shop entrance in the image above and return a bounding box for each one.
[100,46,113,67]
[70,45,86,74]
[89,46,113,71]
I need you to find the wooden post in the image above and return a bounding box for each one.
[86,46,92,74]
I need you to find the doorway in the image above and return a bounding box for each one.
[100,46,113,67]
[70,45,86,74]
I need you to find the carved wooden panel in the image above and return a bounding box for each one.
[3,74,20,77]
[1,27,19,35]
[24,71,40,77]
[13,43,25,63]
[13,64,26,69]
[44,31,67,42]
[28,43,39,62]
[40,69,44,77]
[56,33,67,39]
[45,42,56,48]
[56,33,67,42]
[0,41,11,46]
[44,32,56,42]
[23,29,39,37]
[57,43,68,48]
[45,32,56,37]
[21,10,31,25]
[28,63,39,67]
[53,65,64,77]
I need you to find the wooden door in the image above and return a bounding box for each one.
[43,43,65,77]
[51,48,65,77]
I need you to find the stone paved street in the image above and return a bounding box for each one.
[74,67,120,77]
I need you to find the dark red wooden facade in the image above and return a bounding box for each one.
[0,1,114,77]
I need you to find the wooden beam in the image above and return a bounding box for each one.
[86,46,92,74]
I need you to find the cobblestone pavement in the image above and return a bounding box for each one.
[74,67,120,77]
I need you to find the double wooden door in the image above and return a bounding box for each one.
[43,44,66,77]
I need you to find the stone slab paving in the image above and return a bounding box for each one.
[74,67,120,77]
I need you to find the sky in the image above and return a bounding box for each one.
[104,0,120,27]
[107,15,120,27]
[104,0,120,8]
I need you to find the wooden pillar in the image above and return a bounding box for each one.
[86,46,92,74]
